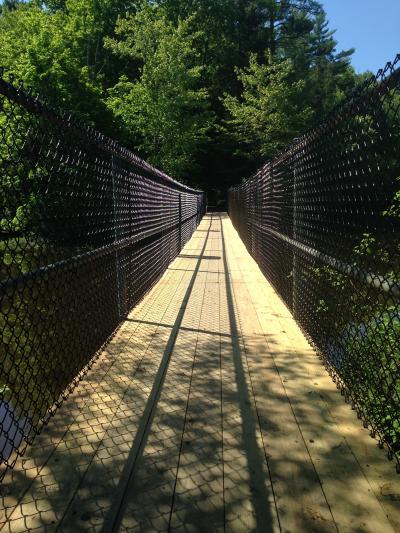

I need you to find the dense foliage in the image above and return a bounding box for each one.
[0,0,361,195]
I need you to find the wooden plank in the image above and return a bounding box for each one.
[117,269,208,531]
[223,214,400,533]
[169,275,224,531]
[219,281,280,533]
[221,216,336,533]
[0,221,209,532]
[248,280,398,532]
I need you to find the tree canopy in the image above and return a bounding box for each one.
[0,0,362,194]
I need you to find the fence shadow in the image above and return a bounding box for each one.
[2,214,399,532]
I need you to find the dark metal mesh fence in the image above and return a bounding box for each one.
[0,71,206,477]
[228,56,400,470]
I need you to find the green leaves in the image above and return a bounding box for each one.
[0,3,99,118]
[223,56,314,160]
[384,184,400,219]
[0,0,360,187]
[106,7,214,178]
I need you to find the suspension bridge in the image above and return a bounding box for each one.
[0,213,398,532]
[0,59,400,532]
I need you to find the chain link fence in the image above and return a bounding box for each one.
[229,55,400,470]
[0,70,206,477]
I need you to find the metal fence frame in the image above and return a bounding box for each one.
[0,70,206,477]
[229,55,400,470]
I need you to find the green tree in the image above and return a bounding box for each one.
[224,56,314,160]
[249,0,322,57]
[0,2,108,125]
[307,12,356,116]
[106,6,214,178]
[0,0,361,189]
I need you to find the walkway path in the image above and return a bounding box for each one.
[1,214,400,532]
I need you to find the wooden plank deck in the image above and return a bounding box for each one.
[1,213,400,533]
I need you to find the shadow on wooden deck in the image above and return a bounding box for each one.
[1,214,400,533]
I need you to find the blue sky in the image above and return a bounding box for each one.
[322,0,400,74]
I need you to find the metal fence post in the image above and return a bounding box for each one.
[179,193,182,251]
[112,155,122,320]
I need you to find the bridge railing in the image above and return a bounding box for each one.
[229,56,400,470]
[0,70,206,476]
